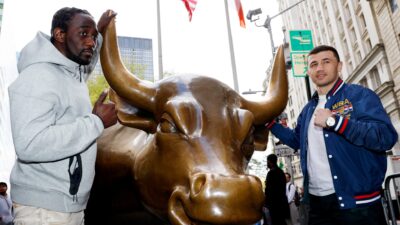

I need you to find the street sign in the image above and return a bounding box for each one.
[275,145,297,157]
[289,30,314,52]
[291,52,308,77]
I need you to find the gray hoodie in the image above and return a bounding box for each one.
[8,31,104,212]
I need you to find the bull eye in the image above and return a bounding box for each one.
[159,116,178,133]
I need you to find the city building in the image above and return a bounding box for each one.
[274,0,400,185]
[93,36,154,82]
[367,0,400,127]
[0,0,17,185]
[0,0,3,33]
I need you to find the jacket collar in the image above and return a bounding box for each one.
[311,78,345,100]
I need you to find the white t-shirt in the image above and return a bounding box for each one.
[307,95,335,196]
[286,182,296,203]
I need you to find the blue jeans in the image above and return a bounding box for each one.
[308,193,386,225]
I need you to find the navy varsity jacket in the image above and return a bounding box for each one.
[269,78,398,209]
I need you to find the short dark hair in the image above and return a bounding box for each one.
[267,154,278,165]
[50,7,92,43]
[0,182,7,187]
[285,172,291,179]
[308,45,340,62]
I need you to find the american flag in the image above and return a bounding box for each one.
[234,0,246,28]
[182,0,198,21]
[181,0,245,28]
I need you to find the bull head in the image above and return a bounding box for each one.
[100,18,287,225]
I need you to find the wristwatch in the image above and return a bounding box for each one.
[325,116,336,128]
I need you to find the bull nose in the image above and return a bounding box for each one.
[168,173,264,225]
[190,173,207,196]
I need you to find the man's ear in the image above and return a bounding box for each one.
[53,28,65,43]
[337,61,343,74]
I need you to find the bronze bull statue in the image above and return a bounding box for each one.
[85,16,288,225]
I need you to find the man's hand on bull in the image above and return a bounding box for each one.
[97,9,117,34]
[92,89,118,128]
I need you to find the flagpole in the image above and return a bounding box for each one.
[157,0,164,80]
[224,0,239,92]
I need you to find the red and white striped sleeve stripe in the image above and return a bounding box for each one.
[334,116,349,134]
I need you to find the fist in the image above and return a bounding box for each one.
[314,108,334,128]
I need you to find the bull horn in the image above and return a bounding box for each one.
[241,46,288,125]
[100,18,157,113]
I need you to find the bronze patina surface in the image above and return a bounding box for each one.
[85,17,288,225]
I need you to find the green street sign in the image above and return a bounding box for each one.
[291,52,308,77]
[289,30,314,52]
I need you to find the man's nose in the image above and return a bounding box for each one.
[316,62,324,71]
[85,37,96,48]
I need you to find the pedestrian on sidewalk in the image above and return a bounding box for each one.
[285,173,300,225]
[0,182,13,225]
[264,154,290,225]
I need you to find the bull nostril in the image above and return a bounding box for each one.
[191,173,207,196]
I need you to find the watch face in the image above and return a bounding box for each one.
[326,117,335,127]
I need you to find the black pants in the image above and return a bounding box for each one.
[308,193,387,225]
[269,207,287,225]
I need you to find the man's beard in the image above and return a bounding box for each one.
[66,48,92,65]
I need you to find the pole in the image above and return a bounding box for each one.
[264,16,276,58]
[269,0,306,21]
[156,0,164,80]
[260,0,306,59]
[305,76,312,100]
[224,0,239,92]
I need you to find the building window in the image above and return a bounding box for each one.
[350,27,357,45]
[370,67,381,90]
[390,0,398,13]
[344,4,351,23]
[358,13,366,32]
[337,17,344,34]
[364,38,372,52]
[348,59,353,71]
[356,50,362,64]
[359,77,368,88]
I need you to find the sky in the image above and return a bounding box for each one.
[4,0,284,94]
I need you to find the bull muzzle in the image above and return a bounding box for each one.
[168,173,264,225]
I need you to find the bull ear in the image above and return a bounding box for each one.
[110,89,157,133]
[253,125,269,151]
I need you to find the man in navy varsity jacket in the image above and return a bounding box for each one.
[268,45,398,225]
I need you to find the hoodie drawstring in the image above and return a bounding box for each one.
[68,154,82,202]
[79,65,82,82]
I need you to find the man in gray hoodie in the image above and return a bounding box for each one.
[8,7,117,225]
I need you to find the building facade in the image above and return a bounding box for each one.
[274,0,400,185]
[0,0,18,185]
[0,0,3,33]
[93,36,154,81]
